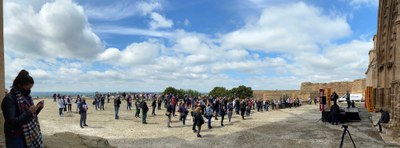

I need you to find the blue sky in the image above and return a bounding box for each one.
[4,0,378,92]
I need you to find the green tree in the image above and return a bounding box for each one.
[209,87,228,97]
[163,86,178,96]
[230,85,253,99]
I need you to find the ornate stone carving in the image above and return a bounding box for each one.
[390,80,400,127]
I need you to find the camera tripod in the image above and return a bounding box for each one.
[340,124,356,148]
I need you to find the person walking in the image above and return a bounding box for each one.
[114,96,121,119]
[78,98,89,128]
[141,101,149,124]
[206,103,213,129]
[2,69,44,147]
[194,107,204,138]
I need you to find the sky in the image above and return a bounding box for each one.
[4,0,378,92]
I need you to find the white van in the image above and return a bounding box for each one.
[337,93,363,102]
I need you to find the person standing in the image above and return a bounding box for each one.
[179,104,188,127]
[157,95,162,110]
[58,96,64,116]
[78,98,88,128]
[53,93,57,102]
[151,98,157,116]
[227,100,233,124]
[219,105,226,127]
[75,95,82,113]
[67,95,72,112]
[63,95,67,112]
[135,97,141,118]
[330,101,340,125]
[126,95,132,110]
[240,100,246,120]
[2,69,44,147]
[346,91,351,108]
[114,96,121,119]
[141,101,149,124]
[194,107,204,138]
[100,94,105,110]
[166,102,173,128]
[206,103,213,129]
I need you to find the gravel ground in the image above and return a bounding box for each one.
[31,99,391,147]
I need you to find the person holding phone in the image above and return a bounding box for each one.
[1,69,44,147]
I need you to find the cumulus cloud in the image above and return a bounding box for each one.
[222,2,351,53]
[5,0,103,60]
[98,40,163,65]
[149,12,174,30]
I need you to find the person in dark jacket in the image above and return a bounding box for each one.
[114,96,122,119]
[142,101,149,124]
[135,97,141,118]
[1,69,44,147]
[194,107,204,137]
[151,98,157,116]
[166,102,173,128]
[179,104,188,126]
[330,101,340,125]
[240,100,246,120]
[375,109,390,132]
[78,98,89,128]
[219,105,226,127]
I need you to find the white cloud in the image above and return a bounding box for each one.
[149,12,174,30]
[184,19,191,26]
[222,2,351,53]
[85,1,162,20]
[98,40,163,65]
[5,0,103,60]
[346,0,379,8]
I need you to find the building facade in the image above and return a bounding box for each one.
[373,0,400,127]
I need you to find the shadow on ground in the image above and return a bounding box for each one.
[104,106,387,148]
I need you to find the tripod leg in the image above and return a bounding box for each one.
[340,128,347,148]
[346,129,356,148]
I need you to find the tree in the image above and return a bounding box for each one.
[163,86,178,96]
[209,87,228,97]
[230,85,253,99]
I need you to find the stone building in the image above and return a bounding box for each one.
[253,79,366,101]
[372,0,400,127]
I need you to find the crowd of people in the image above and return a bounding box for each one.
[52,92,305,138]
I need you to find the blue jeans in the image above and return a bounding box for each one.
[208,115,212,128]
[114,106,120,119]
[6,135,25,148]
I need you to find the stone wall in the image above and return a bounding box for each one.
[254,79,366,101]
